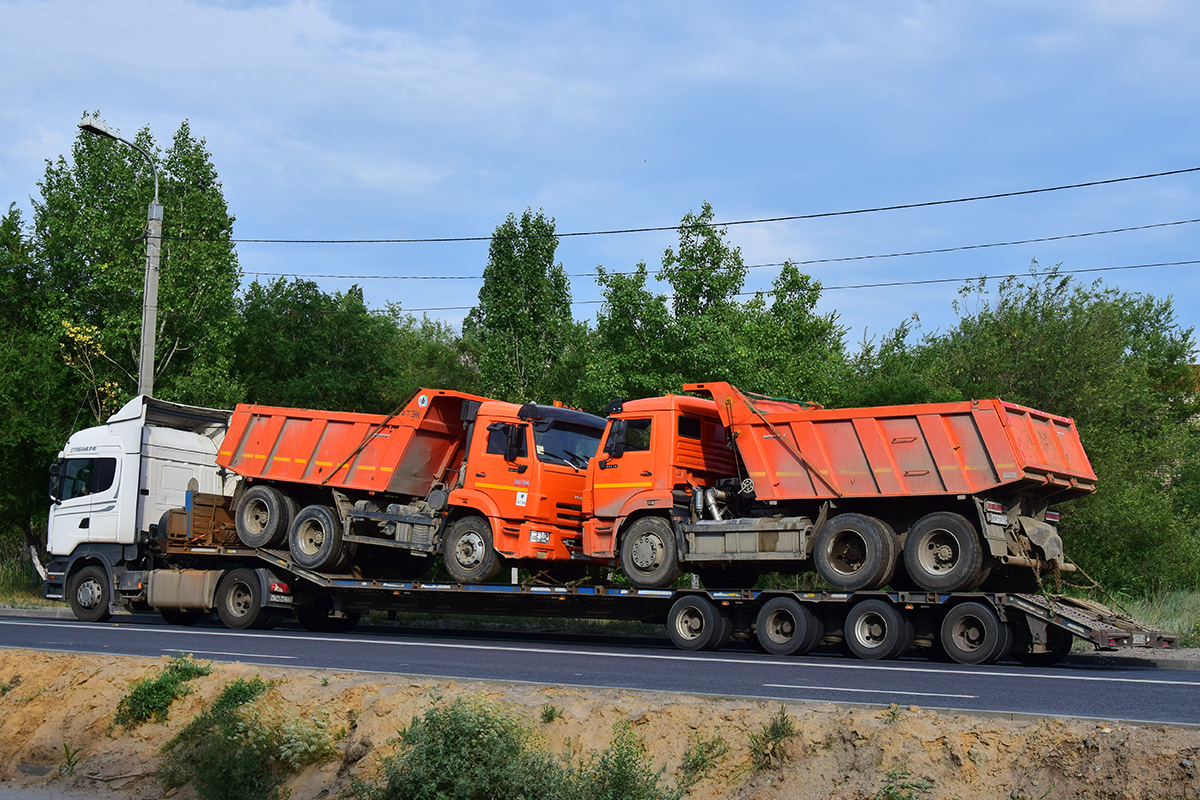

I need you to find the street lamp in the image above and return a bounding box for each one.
[77,115,162,399]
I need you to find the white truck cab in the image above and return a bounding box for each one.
[44,395,232,620]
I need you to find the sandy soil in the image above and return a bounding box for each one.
[1,648,1197,800]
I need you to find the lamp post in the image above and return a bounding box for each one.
[77,116,162,398]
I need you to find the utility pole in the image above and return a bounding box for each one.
[77,116,162,398]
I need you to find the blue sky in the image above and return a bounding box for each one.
[2,0,1198,351]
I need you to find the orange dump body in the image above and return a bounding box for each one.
[216,389,488,499]
[685,382,1097,503]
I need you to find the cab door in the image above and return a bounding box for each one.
[463,419,533,521]
[590,416,656,519]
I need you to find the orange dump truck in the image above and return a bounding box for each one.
[216,388,606,583]
[583,382,1096,594]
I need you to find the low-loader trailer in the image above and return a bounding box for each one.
[43,393,1173,665]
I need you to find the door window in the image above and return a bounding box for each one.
[59,457,116,501]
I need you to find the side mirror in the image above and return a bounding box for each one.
[504,424,525,463]
[603,420,627,459]
[48,462,62,504]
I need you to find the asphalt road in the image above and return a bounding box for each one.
[2,613,1198,726]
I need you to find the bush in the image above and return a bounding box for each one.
[110,654,211,732]
[160,676,335,800]
[354,695,690,800]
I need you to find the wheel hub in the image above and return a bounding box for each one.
[76,579,102,610]
[631,534,663,570]
[454,531,484,568]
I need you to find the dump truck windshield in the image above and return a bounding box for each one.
[534,422,603,469]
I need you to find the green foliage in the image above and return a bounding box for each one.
[110,654,212,732]
[747,704,796,772]
[680,733,728,785]
[464,208,583,403]
[160,676,334,800]
[1120,590,1200,647]
[541,702,561,723]
[871,768,934,800]
[354,695,687,800]
[58,742,82,777]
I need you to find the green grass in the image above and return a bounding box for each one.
[1119,590,1200,647]
[0,550,56,608]
[110,654,212,732]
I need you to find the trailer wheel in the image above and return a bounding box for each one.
[939,601,1008,665]
[67,565,112,623]
[814,514,896,591]
[442,516,502,584]
[843,598,913,660]
[216,568,280,630]
[236,485,298,549]
[755,596,824,656]
[620,516,681,588]
[290,505,356,572]
[903,512,984,593]
[667,595,721,651]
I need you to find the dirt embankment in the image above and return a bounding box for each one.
[1,649,1197,800]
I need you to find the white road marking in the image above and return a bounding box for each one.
[4,618,1198,689]
[764,683,976,699]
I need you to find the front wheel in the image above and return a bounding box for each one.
[442,516,501,584]
[620,517,680,588]
[67,565,112,623]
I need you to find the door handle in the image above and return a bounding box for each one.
[475,472,485,477]
[640,471,652,476]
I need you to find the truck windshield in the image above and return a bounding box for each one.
[534,422,603,469]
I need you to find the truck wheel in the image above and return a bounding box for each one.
[667,595,721,651]
[620,517,681,588]
[940,601,1008,665]
[903,512,984,593]
[442,516,501,584]
[843,598,913,660]
[216,568,280,630]
[236,485,298,549]
[290,505,356,572]
[814,514,896,591]
[67,565,112,623]
[755,596,824,656]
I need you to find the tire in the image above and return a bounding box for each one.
[289,505,356,572]
[667,595,721,651]
[940,601,1008,665]
[442,516,502,584]
[160,608,204,626]
[67,565,112,623]
[1011,621,1073,666]
[814,513,896,591]
[216,568,279,630]
[843,598,913,660]
[902,512,984,593]
[755,596,825,656]
[620,517,681,588]
[235,485,298,549]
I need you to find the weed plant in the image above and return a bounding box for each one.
[747,705,796,772]
[160,676,335,800]
[1121,590,1200,647]
[871,768,934,800]
[354,695,699,800]
[0,547,47,606]
[110,654,211,732]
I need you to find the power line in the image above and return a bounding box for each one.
[240,217,1200,281]
[220,166,1200,245]
[389,258,1200,312]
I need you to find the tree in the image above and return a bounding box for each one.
[32,115,242,415]
[463,209,582,403]
[233,278,475,412]
[580,204,847,410]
